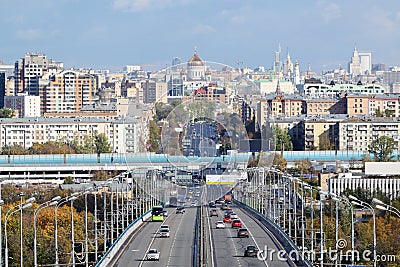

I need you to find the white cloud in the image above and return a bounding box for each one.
[317,1,342,23]
[193,24,216,34]
[15,29,44,40]
[15,29,59,40]
[112,0,192,12]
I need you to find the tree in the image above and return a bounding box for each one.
[296,159,314,177]
[94,133,111,153]
[0,107,14,118]
[368,136,396,162]
[64,176,74,184]
[1,145,29,155]
[149,120,160,152]
[319,131,334,150]
[269,126,293,151]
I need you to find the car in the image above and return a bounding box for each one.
[160,225,170,231]
[163,210,168,217]
[230,213,238,219]
[225,200,232,204]
[244,245,259,257]
[209,202,216,208]
[232,220,242,228]
[215,221,226,229]
[159,228,170,238]
[237,228,249,238]
[146,249,160,261]
[223,217,232,223]
[210,209,218,217]
[190,202,197,207]
[220,204,229,210]
[176,206,185,214]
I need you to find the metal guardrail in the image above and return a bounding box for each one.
[193,206,200,267]
[95,209,151,267]
[234,200,313,267]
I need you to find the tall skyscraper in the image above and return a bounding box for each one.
[348,47,362,76]
[0,72,5,108]
[273,45,282,73]
[358,51,372,74]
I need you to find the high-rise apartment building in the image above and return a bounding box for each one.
[0,72,5,108]
[14,53,63,95]
[40,70,97,114]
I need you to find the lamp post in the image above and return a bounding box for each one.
[372,197,400,217]
[55,193,79,267]
[349,195,376,267]
[5,199,34,267]
[34,196,61,267]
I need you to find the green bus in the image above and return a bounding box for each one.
[151,206,164,222]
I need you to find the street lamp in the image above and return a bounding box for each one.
[372,198,400,217]
[34,196,61,267]
[350,196,376,267]
[54,194,79,267]
[5,200,34,267]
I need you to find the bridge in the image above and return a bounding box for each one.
[0,164,373,266]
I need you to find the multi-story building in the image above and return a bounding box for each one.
[303,98,346,115]
[143,80,168,104]
[346,95,369,115]
[14,53,63,95]
[339,117,400,152]
[265,116,304,150]
[0,72,5,108]
[40,70,97,114]
[4,94,40,117]
[189,84,230,104]
[303,116,342,150]
[256,94,302,124]
[0,116,147,153]
[301,81,388,97]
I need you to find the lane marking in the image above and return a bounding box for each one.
[166,205,186,267]
[138,209,174,267]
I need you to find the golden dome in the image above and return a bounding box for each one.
[188,51,204,66]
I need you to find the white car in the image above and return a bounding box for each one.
[160,225,170,232]
[230,213,238,219]
[146,249,160,261]
[215,221,226,229]
[159,228,170,238]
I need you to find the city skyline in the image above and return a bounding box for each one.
[1,0,400,72]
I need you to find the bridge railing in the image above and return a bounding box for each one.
[95,209,152,267]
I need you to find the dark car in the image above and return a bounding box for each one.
[237,228,249,238]
[176,206,185,214]
[244,245,259,257]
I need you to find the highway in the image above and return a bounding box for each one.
[206,186,295,267]
[113,186,202,267]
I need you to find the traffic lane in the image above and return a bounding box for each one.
[208,207,266,267]
[206,185,232,203]
[141,207,182,267]
[165,206,197,267]
[233,205,293,267]
[114,214,163,266]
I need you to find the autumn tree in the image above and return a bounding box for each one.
[0,107,14,118]
[368,136,396,162]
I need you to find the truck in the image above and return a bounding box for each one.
[169,196,178,207]
[224,194,232,202]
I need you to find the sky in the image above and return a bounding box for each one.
[1,0,400,73]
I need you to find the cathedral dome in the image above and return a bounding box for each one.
[188,51,204,66]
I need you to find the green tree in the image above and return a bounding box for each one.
[1,145,29,155]
[269,126,293,151]
[94,133,112,153]
[368,136,396,162]
[149,120,160,152]
[0,107,14,118]
[319,131,334,150]
[64,176,74,184]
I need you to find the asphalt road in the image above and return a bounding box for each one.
[206,186,294,267]
[114,186,202,267]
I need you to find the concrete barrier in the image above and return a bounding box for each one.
[95,210,151,267]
